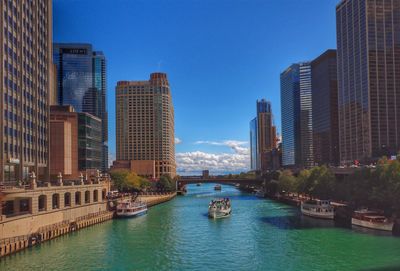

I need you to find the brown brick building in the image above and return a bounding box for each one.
[115,73,176,178]
[50,106,79,180]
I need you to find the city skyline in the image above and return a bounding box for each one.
[53,0,338,174]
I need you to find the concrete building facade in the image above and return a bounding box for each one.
[115,73,176,178]
[0,0,53,185]
[50,105,79,180]
[311,50,340,166]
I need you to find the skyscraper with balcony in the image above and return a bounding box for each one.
[53,44,108,171]
[337,0,400,163]
[115,73,176,178]
[311,50,339,166]
[0,0,52,184]
[280,63,314,168]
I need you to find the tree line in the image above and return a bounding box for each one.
[109,170,176,192]
[264,157,400,217]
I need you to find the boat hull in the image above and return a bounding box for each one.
[208,208,231,219]
[116,208,148,218]
[352,218,393,232]
[301,206,334,220]
[300,203,335,220]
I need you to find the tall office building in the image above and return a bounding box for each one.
[311,50,339,166]
[280,63,314,168]
[249,99,278,171]
[53,44,108,172]
[337,0,400,163]
[250,117,258,170]
[0,0,52,184]
[257,99,275,153]
[257,99,277,170]
[115,73,176,178]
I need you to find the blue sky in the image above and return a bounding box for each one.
[53,0,338,175]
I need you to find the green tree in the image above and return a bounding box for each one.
[307,166,335,199]
[296,169,311,195]
[158,175,175,191]
[278,170,296,194]
[110,170,130,191]
[110,170,151,192]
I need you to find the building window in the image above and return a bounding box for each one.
[75,191,81,205]
[52,194,60,209]
[64,192,71,207]
[85,191,90,204]
[38,195,47,211]
[93,190,98,202]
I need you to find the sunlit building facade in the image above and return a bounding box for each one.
[0,0,53,184]
[115,73,176,178]
[337,0,400,163]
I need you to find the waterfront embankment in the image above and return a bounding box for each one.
[0,190,176,258]
[2,183,400,271]
[138,192,177,207]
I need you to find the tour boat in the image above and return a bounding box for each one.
[214,184,222,191]
[197,183,202,186]
[208,198,231,219]
[116,199,148,218]
[300,199,334,220]
[352,209,394,232]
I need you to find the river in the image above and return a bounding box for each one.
[1,183,400,270]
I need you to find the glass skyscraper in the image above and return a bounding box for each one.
[250,117,258,170]
[280,63,314,168]
[249,99,277,171]
[53,44,108,172]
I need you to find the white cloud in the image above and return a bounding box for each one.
[175,137,182,144]
[176,140,250,175]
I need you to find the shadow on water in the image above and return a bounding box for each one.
[260,214,394,237]
[351,225,393,237]
[259,214,337,230]
[360,266,400,271]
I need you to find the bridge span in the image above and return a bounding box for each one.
[178,177,264,186]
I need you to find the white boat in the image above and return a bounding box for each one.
[301,199,334,220]
[116,199,148,218]
[208,198,231,219]
[352,209,393,232]
[255,189,265,198]
[214,184,222,191]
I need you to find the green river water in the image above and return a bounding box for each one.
[1,183,400,271]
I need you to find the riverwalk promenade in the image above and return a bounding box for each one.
[0,185,176,258]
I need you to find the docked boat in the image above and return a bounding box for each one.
[196,183,202,186]
[352,209,393,232]
[116,199,148,218]
[255,189,265,198]
[300,199,334,220]
[208,198,231,219]
[214,184,222,191]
